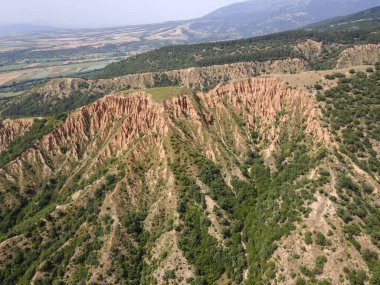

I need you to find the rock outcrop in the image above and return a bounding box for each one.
[336,44,380,68]
[0,76,376,285]
[295,39,323,60]
[0,118,33,151]
[1,58,308,117]
[0,76,326,199]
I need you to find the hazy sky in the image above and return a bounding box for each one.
[1,0,244,28]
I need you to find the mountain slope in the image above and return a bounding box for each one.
[3,30,380,118]
[308,5,380,31]
[194,0,380,38]
[0,65,379,284]
[97,28,380,79]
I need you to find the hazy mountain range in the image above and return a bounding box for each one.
[0,24,57,35]
[197,0,380,38]
[1,0,379,38]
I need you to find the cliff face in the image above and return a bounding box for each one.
[0,118,33,151]
[1,77,322,190]
[199,77,328,142]
[0,76,378,285]
[337,44,380,68]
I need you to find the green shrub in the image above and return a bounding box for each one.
[314,84,323,90]
[304,232,313,245]
[316,232,329,247]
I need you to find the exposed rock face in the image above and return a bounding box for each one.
[295,39,323,60]
[24,43,380,110]
[199,77,329,143]
[34,78,92,100]
[3,42,379,119]
[0,118,33,151]
[1,58,307,117]
[2,77,324,183]
[336,44,380,68]
[163,59,307,88]
[37,59,308,94]
[0,76,376,285]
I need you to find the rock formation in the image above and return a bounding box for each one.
[0,118,33,151]
[337,44,380,68]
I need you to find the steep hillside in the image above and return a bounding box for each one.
[3,36,380,119]
[97,29,380,78]
[0,63,379,284]
[199,0,379,37]
[307,6,380,32]
[0,119,33,150]
[1,58,307,117]
[337,44,380,68]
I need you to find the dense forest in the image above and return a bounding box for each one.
[320,64,380,177]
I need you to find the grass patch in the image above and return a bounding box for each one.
[146,86,192,102]
[125,86,192,103]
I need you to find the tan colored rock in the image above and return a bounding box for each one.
[295,39,323,60]
[0,118,33,151]
[25,58,308,110]
[337,44,380,68]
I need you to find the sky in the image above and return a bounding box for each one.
[1,0,244,28]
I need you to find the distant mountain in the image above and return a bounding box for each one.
[307,5,380,31]
[191,0,380,39]
[2,0,379,41]
[0,24,57,35]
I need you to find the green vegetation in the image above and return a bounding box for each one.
[1,86,106,118]
[0,164,122,284]
[165,111,321,284]
[322,67,380,176]
[0,36,379,285]
[0,78,48,95]
[300,255,328,278]
[144,86,192,103]
[307,6,380,32]
[169,136,244,284]
[0,116,65,168]
[322,65,380,284]
[304,232,313,245]
[97,28,380,78]
[315,232,330,247]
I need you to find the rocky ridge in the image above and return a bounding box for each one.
[0,118,33,151]
[0,76,332,284]
[0,55,380,284]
